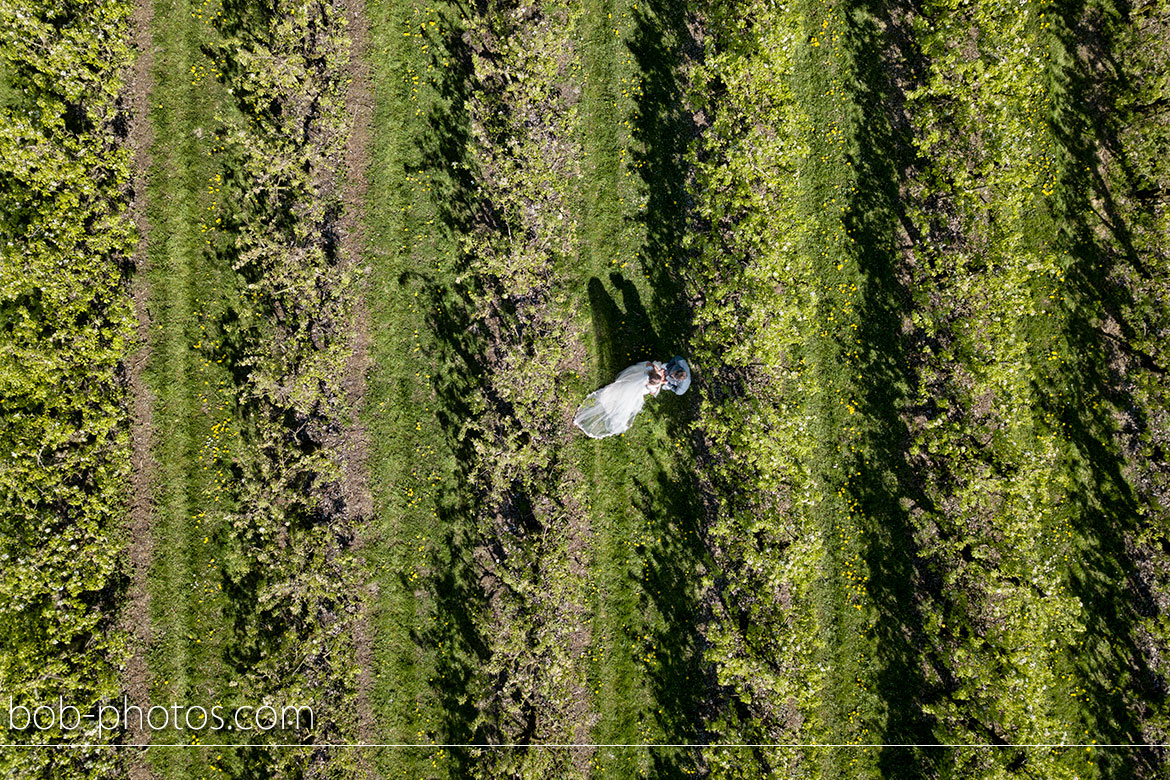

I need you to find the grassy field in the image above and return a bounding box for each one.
[796,0,931,770]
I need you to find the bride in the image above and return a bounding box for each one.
[573,356,691,439]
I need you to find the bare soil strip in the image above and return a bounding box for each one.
[339,0,378,772]
[121,0,159,775]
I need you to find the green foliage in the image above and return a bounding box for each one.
[457,1,595,773]
[689,0,1170,775]
[0,0,136,776]
[459,0,584,526]
[898,0,1170,774]
[901,0,1083,758]
[1111,9,1170,750]
[684,0,829,766]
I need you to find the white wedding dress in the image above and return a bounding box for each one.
[573,362,662,439]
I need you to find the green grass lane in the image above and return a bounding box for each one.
[798,4,890,772]
[363,0,484,776]
[577,0,706,775]
[1023,0,1152,774]
[140,0,236,773]
[796,0,938,774]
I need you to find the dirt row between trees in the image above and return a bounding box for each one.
[338,0,378,772]
[121,0,159,775]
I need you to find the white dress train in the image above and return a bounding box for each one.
[573,361,661,439]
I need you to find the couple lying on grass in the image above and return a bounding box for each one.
[573,356,691,438]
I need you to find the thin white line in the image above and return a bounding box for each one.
[0,743,1160,748]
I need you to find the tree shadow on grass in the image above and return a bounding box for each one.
[632,448,711,778]
[587,272,661,382]
[582,0,711,774]
[1032,0,1165,774]
[625,0,694,338]
[366,1,490,773]
[832,0,947,774]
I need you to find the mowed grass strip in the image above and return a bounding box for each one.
[1021,0,1153,773]
[795,0,937,773]
[577,0,706,773]
[577,0,641,770]
[140,0,235,772]
[363,0,483,775]
[797,0,886,769]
